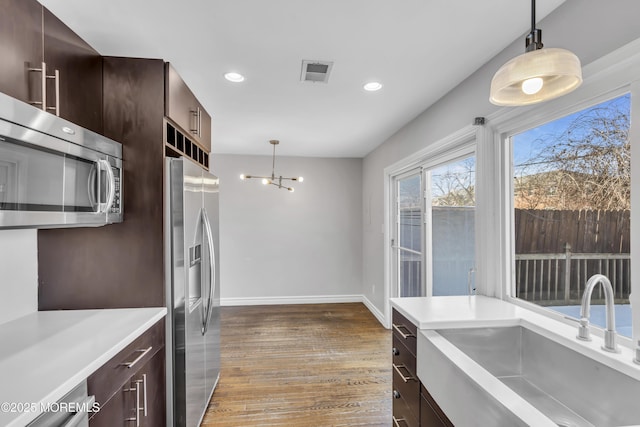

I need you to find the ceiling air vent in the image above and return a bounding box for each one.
[301,60,333,83]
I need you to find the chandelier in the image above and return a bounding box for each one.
[240,140,303,192]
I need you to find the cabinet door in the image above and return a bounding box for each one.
[165,62,211,152]
[42,7,103,134]
[0,0,43,104]
[89,349,165,427]
[137,348,166,427]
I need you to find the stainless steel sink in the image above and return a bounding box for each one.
[418,326,640,427]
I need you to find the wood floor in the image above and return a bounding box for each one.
[202,303,391,426]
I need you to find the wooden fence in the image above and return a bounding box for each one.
[514,209,631,305]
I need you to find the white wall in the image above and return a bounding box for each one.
[0,229,38,324]
[362,0,640,317]
[213,154,363,305]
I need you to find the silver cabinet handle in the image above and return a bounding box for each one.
[27,62,59,116]
[120,346,153,369]
[61,395,95,427]
[392,323,415,339]
[190,108,199,136]
[197,107,202,137]
[28,62,47,111]
[124,380,140,426]
[141,373,148,417]
[392,363,417,383]
[392,415,407,427]
[190,107,202,137]
[46,69,60,116]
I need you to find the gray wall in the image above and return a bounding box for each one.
[213,154,363,303]
[362,0,640,314]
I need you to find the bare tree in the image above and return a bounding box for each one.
[432,158,475,207]
[514,96,630,210]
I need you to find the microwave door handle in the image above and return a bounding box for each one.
[87,163,98,211]
[202,207,215,334]
[100,159,116,213]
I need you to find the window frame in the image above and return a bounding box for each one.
[383,128,476,327]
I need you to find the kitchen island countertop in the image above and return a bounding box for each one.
[0,307,166,427]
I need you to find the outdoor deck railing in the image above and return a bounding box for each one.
[515,246,630,304]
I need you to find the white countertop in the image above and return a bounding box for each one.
[390,295,521,329]
[0,307,166,427]
[390,295,640,380]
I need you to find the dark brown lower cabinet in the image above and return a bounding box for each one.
[392,308,452,427]
[88,320,165,426]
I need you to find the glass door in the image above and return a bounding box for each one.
[393,170,424,297]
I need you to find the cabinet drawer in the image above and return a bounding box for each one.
[392,391,419,427]
[88,319,164,408]
[392,309,417,356]
[392,365,419,422]
[421,384,453,427]
[392,334,416,377]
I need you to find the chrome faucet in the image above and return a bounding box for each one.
[577,274,619,353]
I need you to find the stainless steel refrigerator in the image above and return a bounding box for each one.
[165,157,220,427]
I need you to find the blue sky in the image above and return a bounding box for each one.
[512,93,630,171]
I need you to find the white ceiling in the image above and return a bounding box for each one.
[39,0,564,158]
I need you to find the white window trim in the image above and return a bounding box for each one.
[383,126,477,327]
[480,36,640,348]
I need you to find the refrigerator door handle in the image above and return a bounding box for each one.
[201,207,216,335]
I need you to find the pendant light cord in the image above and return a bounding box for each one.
[271,142,277,180]
[531,0,536,34]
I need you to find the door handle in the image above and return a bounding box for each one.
[89,159,117,214]
[102,159,116,213]
[201,207,216,335]
[28,62,47,111]
[46,69,60,117]
[124,379,140,426]
[28,62,60,116]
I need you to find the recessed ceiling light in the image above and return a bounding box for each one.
[224,72,245,83]
[364,82,382,92]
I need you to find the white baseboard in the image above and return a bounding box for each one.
[220,294,362,306]
[361,295,387,328]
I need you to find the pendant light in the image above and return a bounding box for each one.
[239,140,303,192]
[489,0,582,106]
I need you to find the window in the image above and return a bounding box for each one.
[511,94,632,337]
[396,171,423,297]
[392,151,476,298]
[429,157,476,296]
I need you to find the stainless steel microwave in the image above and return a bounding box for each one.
[0,92,123,229]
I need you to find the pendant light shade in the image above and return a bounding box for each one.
[490,48,582,106]
[489,0,582,106]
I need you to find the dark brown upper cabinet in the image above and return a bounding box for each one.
[0,0,103,134]
[0,0,42,105]
[165,63,211,152]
